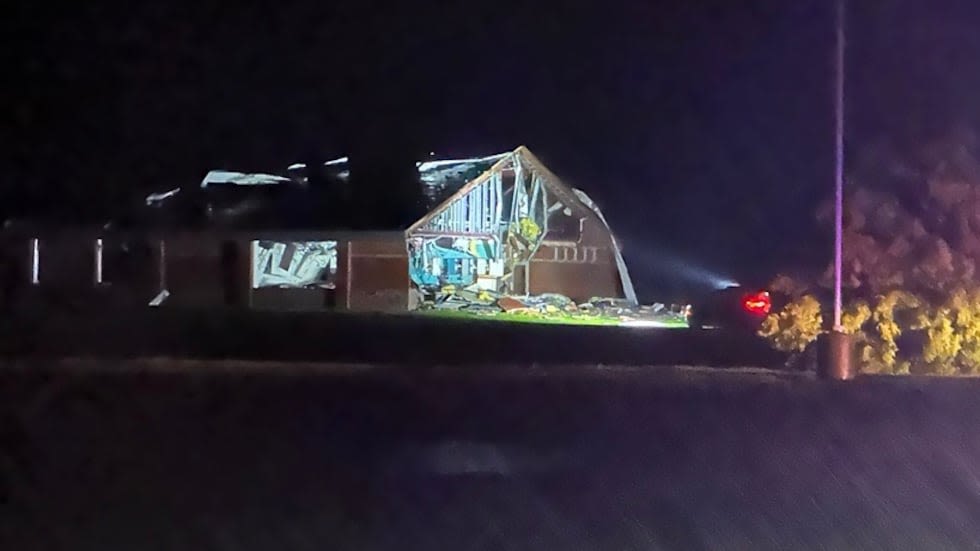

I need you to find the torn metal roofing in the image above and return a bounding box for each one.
[200,170,292,188]
[145,187,181,206]
[284,152,510,211]
[162,153,513,212]
[286,156,349,172]
[417,153,510,210]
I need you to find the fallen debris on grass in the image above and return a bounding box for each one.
[417,288,689,327]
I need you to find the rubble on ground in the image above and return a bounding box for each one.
[416,285,689,326]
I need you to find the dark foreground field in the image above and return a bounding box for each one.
[2,362,980,549]
[0,309,787,368]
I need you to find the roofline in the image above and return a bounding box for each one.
[1,226,408,242]
[417,152,509,173]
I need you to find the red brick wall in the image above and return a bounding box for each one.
[345,238,409,312]
[528,217,624,302]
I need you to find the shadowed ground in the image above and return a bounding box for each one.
[0,309,786,368]
[2,362,980,549]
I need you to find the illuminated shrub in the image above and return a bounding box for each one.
[914,288,980,375]
[841,301,872,334]
[952,289,980,374]
[920,307,960,375]
[861,291,921,374]
[759,287,980,375]
[758,295,823,352]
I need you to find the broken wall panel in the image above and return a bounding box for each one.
[251,240,338,289]
[408,236,501,292]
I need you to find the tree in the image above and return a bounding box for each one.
[761,126,980,375]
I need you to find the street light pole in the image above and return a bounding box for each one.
[820,0,855,380]
[833,0,845,332]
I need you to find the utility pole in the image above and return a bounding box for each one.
[833,0,845,332]
[820,0,855,380]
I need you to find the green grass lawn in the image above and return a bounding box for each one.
[416,307,688,328]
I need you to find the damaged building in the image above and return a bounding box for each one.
[1,146,641,315]
[405,148,636,306]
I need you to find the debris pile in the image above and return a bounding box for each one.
[418,287,689,326]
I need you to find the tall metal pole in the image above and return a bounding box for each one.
[819,0,854,381]
[833,0,845,331]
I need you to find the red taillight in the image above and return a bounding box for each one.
[742,291,771,315]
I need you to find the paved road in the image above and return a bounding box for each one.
[2,362,980,549]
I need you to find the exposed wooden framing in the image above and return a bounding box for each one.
[94,238,104,285]
[416,163,505,236]
[475,180,483,231]
[540,179,549,236]
[515,157,528,223]
[29,238,40,285]
[483,179,490,229]
[406,154,514,234]
[468,186,476,231]
[346,240,353,309]
[529,174,541,217]
[493,173,503,230]
[247,241,255,308]
[528,177,548,260]
[158,240,168,292]
[510,169,522,225]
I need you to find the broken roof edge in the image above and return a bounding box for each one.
[404,147,520,234]
[145,187,181,206]
[286,156,349,172]
[416,152,510,174]
[527,148,637,305]
[573,188,638,306]
[519,148,637,305]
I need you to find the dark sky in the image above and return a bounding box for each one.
[5,0,980,299]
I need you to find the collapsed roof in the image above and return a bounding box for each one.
[281,153,513,212]
[143,151,529,223]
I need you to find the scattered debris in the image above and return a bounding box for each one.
[418,286,689,327]
[497,296,527,312]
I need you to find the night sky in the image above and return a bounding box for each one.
[5,0,980,300]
